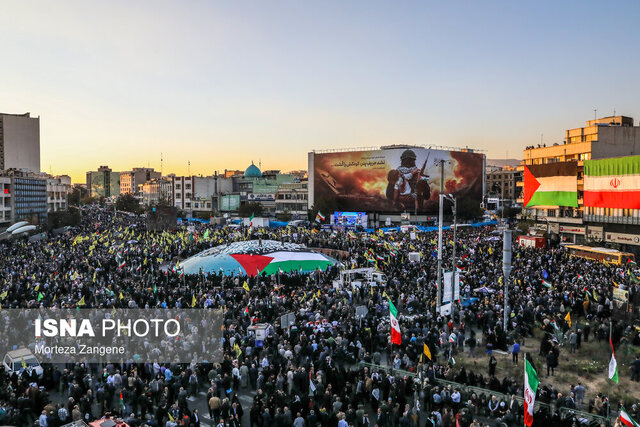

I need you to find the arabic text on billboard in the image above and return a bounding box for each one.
[313,148,483,213]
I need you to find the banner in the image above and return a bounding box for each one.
[584,155,640,209]
[523,161,578,207]
[311,147,483,213]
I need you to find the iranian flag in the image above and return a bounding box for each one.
[388,299,401,345]
[609,336,619,383]
[524,162,578,207]
[315,211,325,222]
[620,408,640,427]
[584,155,640,209]
[524,358,539,427]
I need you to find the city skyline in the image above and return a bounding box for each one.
[2,1,640,183]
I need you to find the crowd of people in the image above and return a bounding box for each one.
[0,206,639,427]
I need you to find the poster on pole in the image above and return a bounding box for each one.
[442,271,460,303]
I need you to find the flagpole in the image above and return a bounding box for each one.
[608,320,612,421]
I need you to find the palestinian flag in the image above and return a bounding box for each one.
[541,280,552,288]
[620,408,640,427]
[609,336,619,383]
[584,155,640,209]
[315,211,326,222]
[389,299,401,345]
[524,357,539,427]
[523,162,578,207]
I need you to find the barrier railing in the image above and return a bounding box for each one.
[358,362,611,426]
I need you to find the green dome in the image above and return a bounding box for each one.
[245,162,262,178]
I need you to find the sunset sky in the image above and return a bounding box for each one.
[2,1,639,183]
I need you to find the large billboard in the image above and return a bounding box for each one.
[310,147,484,213]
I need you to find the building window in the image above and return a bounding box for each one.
[547,209,556,217]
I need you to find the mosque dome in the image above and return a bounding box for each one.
[244,162,262,178]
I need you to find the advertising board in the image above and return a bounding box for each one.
[310,147,483,213]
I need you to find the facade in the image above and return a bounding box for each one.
[172,175,234,215]
[0,170,48,225]
[485,168,522,210]
[275,181,309,219]
[0,112,40,173]
[47,175,71,212]
[0,177,10,225]
[237,165,296,216]
[142,178,172,206]
[86,166,121,198]
[120,168,161,195]
[519,115,640,246]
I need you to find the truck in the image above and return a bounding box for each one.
[333,268,387,290]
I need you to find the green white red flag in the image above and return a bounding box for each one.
[609,335,619,383]
[584,155,640,209]
[524,357,539,426]
[388,299,401,345]
[620,408,640,427]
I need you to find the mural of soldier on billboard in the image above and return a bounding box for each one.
[386,148,431,212]
[311,147,484,215]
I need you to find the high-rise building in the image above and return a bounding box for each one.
[86,166,121,198]
[0,112,40,172]
[485,168,522,210]
[142,178,172,206]
[0,170,47,225]
[47,175,71,212]
[120,168,161,195]
[518,115,640,244]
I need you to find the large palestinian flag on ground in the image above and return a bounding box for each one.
[584,155,640,209]
[524,161,578,207]
[179,240,338,277]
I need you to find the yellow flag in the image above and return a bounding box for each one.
[0,291,7,300]
[243,281,250,292]
[21,357,27,369]
[53,294,56,302]
[78,296,86,306]
[317,290,321,297]
[592,290,598,301]
[423,343,432,361]
[191,295,196,307]
[119,292,124,300]
[564,311,571,328]
[93,271,97,283]
[167,413,175,422]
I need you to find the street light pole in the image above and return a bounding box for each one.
[502,229,513,331]
[436,161,444,313]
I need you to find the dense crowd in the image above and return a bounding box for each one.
[0,206,639,427]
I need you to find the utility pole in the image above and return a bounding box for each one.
[502,229,513,331]
[436,160,444,313]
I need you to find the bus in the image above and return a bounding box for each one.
[564,245,634,265]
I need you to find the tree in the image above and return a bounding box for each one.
[47,209,81,230]
[238,202,263,218]
[309,196,338,222]
[276,210,292,222]
[115,193,141,214]
[456,198,483,220]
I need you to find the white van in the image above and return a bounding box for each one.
[3,348,43,377]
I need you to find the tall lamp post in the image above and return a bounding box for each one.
[436,161,445,313]
[443,194,457,317]
[503,229,513,331]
